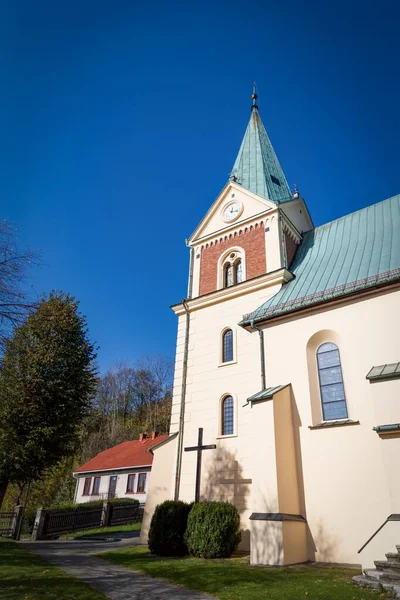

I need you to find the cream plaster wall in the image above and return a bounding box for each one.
[168,286,400,566]
[140,436,178,543]
[170,283,283,551]
[74,466,151,504]
[280,198,313,234]
[261,289,400,568]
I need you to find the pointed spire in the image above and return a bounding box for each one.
[231,87,292,203]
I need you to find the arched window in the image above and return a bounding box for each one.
[225,263,234,287]
[235,260,243,283]
[317,342,348,420]
[222,329,233,363]
[222,395,234,435]
[219,249,246,289]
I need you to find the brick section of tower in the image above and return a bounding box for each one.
[199,225,266,296]
[284,233,299,268]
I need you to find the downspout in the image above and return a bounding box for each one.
[250,319,266,390]
[174,246,194,500]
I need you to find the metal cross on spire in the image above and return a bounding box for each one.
[251,82,258,111]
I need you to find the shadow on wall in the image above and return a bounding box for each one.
[250,498,283,565]
[290,389,339,563]
[202,445,251,549]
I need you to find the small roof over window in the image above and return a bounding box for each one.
[366,362,400,381]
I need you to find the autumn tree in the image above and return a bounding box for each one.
[0,292,97,508]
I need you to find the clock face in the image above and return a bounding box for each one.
[223,201,242,222]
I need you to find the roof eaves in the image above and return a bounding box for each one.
[366,362,400,381]
[240,267,400,327]
[148,432,179,454]
[373,423,400,435]
[245,384,289,405]
[73,464,153,476]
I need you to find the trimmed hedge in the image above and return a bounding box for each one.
[148,500,192,556]
[51,498,140,511]
[185,501,241,558]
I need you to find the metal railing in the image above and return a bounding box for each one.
[358,514,400,553]
[44,506,103,535]
[0,511,15,538]
[109,503,144,526]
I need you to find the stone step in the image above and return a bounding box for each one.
[387,553,400,563]
[375,560,400,575]
[354,574,400,599]
[364,569,383,581]
[353,575,381,590]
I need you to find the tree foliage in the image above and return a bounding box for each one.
[2,355,173,514]
[0,292,97,507]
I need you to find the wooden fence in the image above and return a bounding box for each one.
[32,501,144,539]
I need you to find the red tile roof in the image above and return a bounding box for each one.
[74,435,169,473]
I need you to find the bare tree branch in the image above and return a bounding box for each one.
[0,221,40,351]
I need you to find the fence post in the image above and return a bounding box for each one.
[101,501,111,528]
[31,507,47,540]
[11,505,24,540]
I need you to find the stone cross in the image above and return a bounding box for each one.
[184,427,216,503]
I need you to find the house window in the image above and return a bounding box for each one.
[126,474,136,493]
[222,329,234,363]
[222,395,234,435]
[317,342,348,420]
[137,473,147,493]
[92,477,101,495]
[82,477,92,496]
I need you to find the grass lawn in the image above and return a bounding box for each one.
[100,546,391,600]
[59,521,141,539]
[0,538,106,600]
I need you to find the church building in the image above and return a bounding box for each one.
[141,90,400,570]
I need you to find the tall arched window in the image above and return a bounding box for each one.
[317,342,348,420]
[235,260,243,283]
[222,329,233,363]
[222,395,234,435]
[225,263,234,287]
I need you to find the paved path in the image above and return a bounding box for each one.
[22,538,215,600]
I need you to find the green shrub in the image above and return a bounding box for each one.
[52,498,139,511]
[148,500,192,556]
[185,501,241,558]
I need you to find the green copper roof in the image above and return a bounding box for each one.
[246,385,289,403]
[231,107,292,203]
[366,363,400,381]
[241,194,400,325]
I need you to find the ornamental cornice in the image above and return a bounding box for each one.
[280,212,302,244]
[193,210,275,251]
[171,268,293,315]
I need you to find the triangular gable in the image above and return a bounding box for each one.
[189,181,276,244]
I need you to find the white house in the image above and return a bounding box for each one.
[73,433,168,504]
[141,90,400,577]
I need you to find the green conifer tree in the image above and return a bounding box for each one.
[0,292,97,508]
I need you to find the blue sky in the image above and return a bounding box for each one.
[1,0,399,372]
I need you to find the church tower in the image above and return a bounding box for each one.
[168,88,313,521]
[186,88,312,301]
